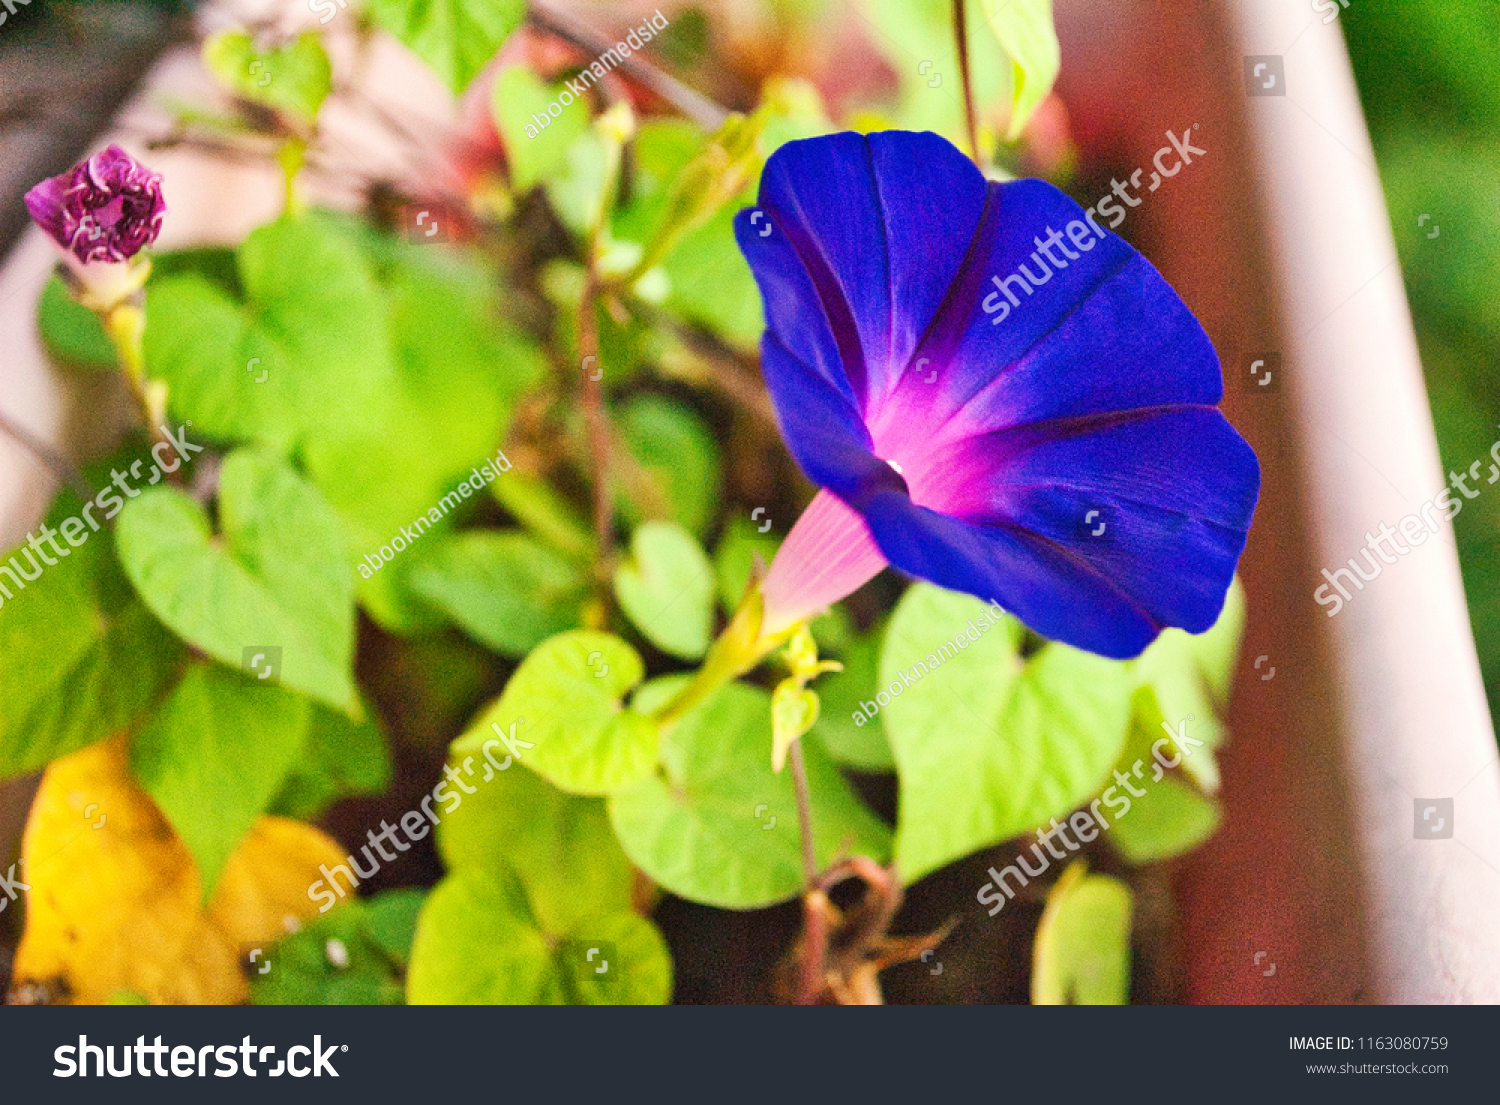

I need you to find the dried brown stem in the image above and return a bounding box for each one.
[953,0,981,163]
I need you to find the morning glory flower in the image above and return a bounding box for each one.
[25,145,166,266]
[25,145,166,316]
[734,131,1259,660]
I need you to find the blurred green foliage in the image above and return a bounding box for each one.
[1344,3,1500,721]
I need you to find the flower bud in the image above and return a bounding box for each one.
[24,145,166,266]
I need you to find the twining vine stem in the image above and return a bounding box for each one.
[576,276,614,577]
[789,738,826,1004]
[953,0,982,164]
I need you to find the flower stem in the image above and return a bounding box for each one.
[649,596,785,732]
[104,302,163,429]
[576,105,633,588]
[953,0,982,164]
[576,277,614,581]
[788,738,818,887]
[103,300,176,475]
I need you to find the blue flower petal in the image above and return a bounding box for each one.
[862,407,1258,656]
[734,131,987,415]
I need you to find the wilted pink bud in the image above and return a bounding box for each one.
[24,145,166,265]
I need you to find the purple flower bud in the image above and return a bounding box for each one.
[24,145,166,265]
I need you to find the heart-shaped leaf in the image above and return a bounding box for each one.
[408,532,587,656]
[1031,861,1132,1005]
[145,215,400,457]
[613,521,715,660]
[406,867,671,1004]
[454,631,657,796]
[11,737,349,1005]
[0,507,183,778]
[247,890,420,1006]
[203,31,333,125]
[130,664,313,899]
[372,0,526,96]
[437,760,633,935]
[116,447,358,712]
[608,678,891,909]
[490,65,593,193]
[879,584,1131,883]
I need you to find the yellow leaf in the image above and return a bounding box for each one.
[12,737,348,1005]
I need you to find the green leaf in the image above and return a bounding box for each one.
[437,760,633,933]
[613,521,716,660]
[0,517,183,778]
[248,892,419,1005]
[116,447,359,713]
[408,867,560,1003]
[202,31,333,125]
[407,867,671,1004]
[1107,755,1220,862]
[408,532,587,656]
[455,631,657,796]
[362,888,426,965]
[1031,861,1132,1005]
[37,275,115,370]
[292,220,544,632]
[146,215,400,456]
[555,910,673,1005]
[880,585,1131,882]
[129,664,311,899]
[979,0,1060,139]
[858,0,1012,138]
[617,395,722,538]
[809,632,895,772]
[1092,693,1221,865]
[608,119,766,341]
[1130,578,1244,793]
[268,699,391,821]
[491,65,593,194]
[369,0,524,96]
[662,206,764,344]
[608,678,891,909]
